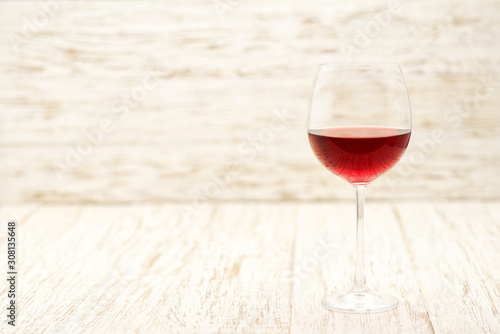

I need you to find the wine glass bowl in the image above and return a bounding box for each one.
[307,63,411,313]
[308,126,410,185]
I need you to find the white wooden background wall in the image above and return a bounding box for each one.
[0,0,499,203]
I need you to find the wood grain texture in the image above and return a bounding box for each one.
[0,203,499,333]
[396,203,500,333]
[290,203,433,333]
[0,204,297,333]
[0,0,499,203]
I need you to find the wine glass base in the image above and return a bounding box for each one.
[322,290,398,313]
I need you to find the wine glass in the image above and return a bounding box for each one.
[307,63,412,313]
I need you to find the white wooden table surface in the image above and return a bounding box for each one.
[1,202,499,333]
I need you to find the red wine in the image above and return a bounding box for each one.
[308,127,411,184]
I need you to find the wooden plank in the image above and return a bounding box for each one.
[1,204,296,333]
[290,202,434,333]
[396,202,500,333]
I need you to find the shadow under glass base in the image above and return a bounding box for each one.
[322,289,399,313]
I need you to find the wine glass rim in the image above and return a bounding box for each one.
[318,62,401,69]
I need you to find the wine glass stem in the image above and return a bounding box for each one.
[353,184,368,291]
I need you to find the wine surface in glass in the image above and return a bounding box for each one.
[308,126,411,184]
